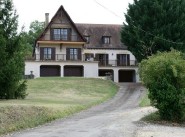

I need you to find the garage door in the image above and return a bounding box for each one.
[40,65,60,77]
[64,66,83,77]
[119,70,135,82]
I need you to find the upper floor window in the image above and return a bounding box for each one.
[84,36,90,43]
[40,47,55,60]
[44,48,52,59]
[52,28,71,41]
[66,48,81,60]
[102,36,111,44]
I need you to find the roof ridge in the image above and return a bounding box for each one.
[75,23,122,26]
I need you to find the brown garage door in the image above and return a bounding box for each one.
[119,70,135,82]
[64,66,83,77]
[40,65,60,77]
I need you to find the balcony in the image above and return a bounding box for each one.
[95,59,137,67]
[25,54,137,66]
[39,34,83,42]
[25,54,86,61]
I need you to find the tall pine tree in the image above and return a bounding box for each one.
[121,0,185,62]
[0,0,27,99]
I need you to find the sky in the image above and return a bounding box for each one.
[13,0,133,31]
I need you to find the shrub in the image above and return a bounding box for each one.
[139,50,185,121]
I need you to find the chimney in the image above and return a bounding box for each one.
[45,13,49,27]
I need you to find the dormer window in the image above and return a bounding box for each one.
[84,36,90,43]
[102,36,111,44]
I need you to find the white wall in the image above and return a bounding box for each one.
[35,44,83,55]
[25,61,98,78]
[84,49,136,61]
[35,45,136,61]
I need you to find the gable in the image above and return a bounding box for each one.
[37,6,85,42]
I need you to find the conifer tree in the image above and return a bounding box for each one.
[0,0,27,99]
[121,0,185,62]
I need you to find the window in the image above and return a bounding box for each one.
[84,36,90,43]
[117,54,130,66]
[53,29,60,40]
[61,29,68,40]
[44,48,52,59]
[70,48,78,60]
[53,28,70,40]
[102,36,111,44]
[66,48,81,60]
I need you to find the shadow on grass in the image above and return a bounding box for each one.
[141,111,185,127]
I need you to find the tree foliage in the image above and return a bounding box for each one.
[0,0,27,99]
[121,0,185,62]
[139,50,185,121]
[21,20,44,57]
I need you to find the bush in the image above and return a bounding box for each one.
[139,50,185,121]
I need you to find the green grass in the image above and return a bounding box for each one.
[0,77,118,135]
[139,91,150,107]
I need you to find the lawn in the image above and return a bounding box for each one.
[0,77,118,135]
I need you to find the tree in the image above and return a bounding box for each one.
[139,50,185,121]
[0,0,27,99]
[121,0,185,62]
[21,21,44,57]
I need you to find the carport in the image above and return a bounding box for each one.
[99,69,114,81]
[118,70,136,82]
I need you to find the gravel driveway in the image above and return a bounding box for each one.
[6,83,185,137]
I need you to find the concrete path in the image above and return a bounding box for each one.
[6,83,185,137]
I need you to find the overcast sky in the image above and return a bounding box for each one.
[13,0,133,31]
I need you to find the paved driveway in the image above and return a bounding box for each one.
[6,83,185,137]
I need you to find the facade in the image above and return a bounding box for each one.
[25,5,139,83]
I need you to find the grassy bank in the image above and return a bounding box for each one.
[0,77,118,135]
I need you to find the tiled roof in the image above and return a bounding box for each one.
[76,23,127,49]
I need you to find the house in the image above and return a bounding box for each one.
[25,5,139,83]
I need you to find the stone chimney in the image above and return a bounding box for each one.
[45,13,49,27]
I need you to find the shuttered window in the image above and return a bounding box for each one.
[40,47,55,60]
[52,28,71,41]
[117,54,130,66]
[66,48,81,60]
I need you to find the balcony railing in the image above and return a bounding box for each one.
[26,54,85,61]
[39,34,83,42]
[94,59,137,67]
[25,54,137,66]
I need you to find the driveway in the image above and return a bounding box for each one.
[6,83,185,137]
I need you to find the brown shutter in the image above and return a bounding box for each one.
[50,29,54,40]
[78,48,81,60]
[66,48,70,60]
[95,54,99,61]
[68,28,71,41]
[127,54,130,66]
[40,47,44,60]
[117,54,120,66]
[51,48,56,60]
[106,54,108,65]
